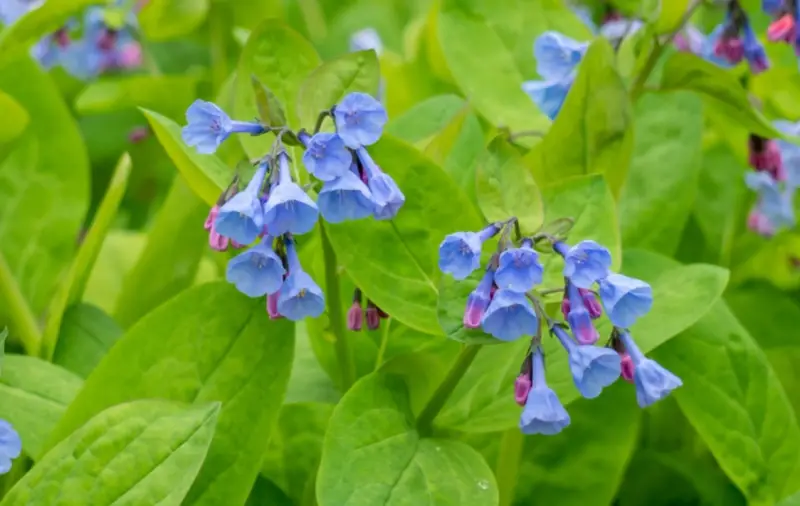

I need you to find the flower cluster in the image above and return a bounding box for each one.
[0,0,143,79]
[438,220,681,436]
[182,92,404,321]
[346,288,389,331]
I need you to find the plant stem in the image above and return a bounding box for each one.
[374,317,392,370]
[0,254,40,356]
[313,110,331,134]
[496,429,524,506]
[208,3,229,95]
[416,344,481,435]
[319,222,355,391]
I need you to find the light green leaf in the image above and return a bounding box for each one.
[2,400,220,506]
[47,282,295,506]
[619,92,703,254]
[296,50,380,131]
[779,489,800,506]
[317,372,499,506]
[528,39,634,196]
[655,0,688,32]
[142,108,232,206]
[386,94,470,144]
[0,355,82,460]
[53,303,122,379]
[422,104,484,196]
[75,75,198,120]
[139,0,210,41]
[0,90,28,144]
[325,135,483,335]
[114,178,210,328]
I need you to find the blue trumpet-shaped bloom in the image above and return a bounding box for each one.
[746,171,796,229]
[214,162,268,245]
[333,92,388,149]
[182,100,266,154]
[494,239,543,293]
[553,325,620,399]
[598,273,653,328]
[481,289,538,342]
[356,148,405,220]
[317,170,374,223]
[521,78,573,121]
[225,236,286,297]
[519,347,570,435]
[300,132,352,181]
[438,224,500,280]
[0,420,21,474]
[566,283,599,345]
[619,330,682,408]
[263,153,319,236]
[556,240,612,289]
[277,239,325,321]
[0,0,40,25]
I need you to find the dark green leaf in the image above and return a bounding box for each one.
[52,303,123,379]
[251,76,288,128]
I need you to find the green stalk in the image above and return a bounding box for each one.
[496,429,524,506]
[0,254,40,356]
[319,222,355,391]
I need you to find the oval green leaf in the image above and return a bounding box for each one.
[0,90,28,144]
[75,75,198,120]
[138,0,210,41]
[53,303,123,379]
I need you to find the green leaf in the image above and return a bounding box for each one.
[260,402,333,504]
[475,137,543,234]
[317,372,499,506]
[0,328,6,367]
[438,274,500,346]
[251,76,288,128]
[139,0,210,41]
[325,135,483,335]
[422,104,484,196]
[114,178,210,328]
[47,282,295,506]
[142,108,232,206]
[2,400,220,506]
[246,476,294,506]
[75,75,198,120]
[296,50,380,131]
[0,355,82,460]
[40,153,130,360]
[619,92,703,254]
[655,0,688,32]
[0,90,28,144]
[386,94,470,144]
[527,39,634,196]
[53,303,123,379]
[659,52,789,140]
[0,0,106,66]
[437,1,548,133]
[779,489,800,506]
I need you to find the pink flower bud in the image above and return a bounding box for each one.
[560,297,570,319]
[347,302,363,331]
[267,293,282,319]
[514,374,532,406]
[747,208,775,237]
[579,288,603,319]
[118,42,142,69]
[366,305,380,330]
[128,126,149,143]
[768,14,795,43]
[204,206,219,231]
[620,353,635,383]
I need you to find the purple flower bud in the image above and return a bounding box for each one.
[267,292,282,320]
[768,14,795,42]
[347,301,363,331]
[580,288,603,319]
[463,268,494,328]
[620,352,635,383]
[514,374,531,406]
[366,302,380,330]
[566,284,599,345]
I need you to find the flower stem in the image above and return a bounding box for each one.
[0,254,40,356]
[496,429,524,506]
[416,344,481,436]
[319,221,356,391]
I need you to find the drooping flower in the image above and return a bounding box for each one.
[553,324,621,399]
[521,78,573,121]
[774,120,800,185]
[225,236,286,297]
[598,273,653,328]
[438,223,501,280]
[566,283,599,345]
[366,301,380,330]
[763,0,785,15]
[481,289,538,342]
[710,2,769,73]
[514,373,532,406]
[277,238,325,321]
[299,131,352,181]
[0,0,42,25]
[350,27,384,55]
[317,170,374,223]
[0,420,21,474]
[333,92,388,149]
[748,134,785,181]
[214,162,268,245]
[767,13,795,43]
[519,347,570,435]
[581,289,603,319]
[355,147,405,220]
[263,152,320,236]
[745,171,796,232]
[620,352,635,383]
[204,205,229,251]
[182,100,266,154]
[494,239,543,293]
[463,267,495,329]
[618,329,682,407]
[742,20,769,73]
[347,301,363,331]
[267,292,282,319]
[555,240,612,289]
[521,31,587,120]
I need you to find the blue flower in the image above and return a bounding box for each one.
[556,240,612,289]
[566,283,599,345]
[182,100,266,155]
[215,162,268,245]
[553,325,621,399]
[0,420,21,474]
[599,19,644,43]
[277,238,325,321]
[520,347,570,435]
[355,148,405,220]
[60,39,105,80]
[481,289,538,341]
[534,31,587,80]
[438,224,500,280]
[763,0,784,15]
[317,170,374,223]
[494,239,543,293]
[742,21,769,73]
[0,0,40,25]
[225,236,286,297]
[300,132,352,181]
[598,273,653,328]
[746,171,796,229]
[619,330,682,407]
[350,27,384,55]
[333,92,387,149]
[463,267,494,328]
[775,120,800,186]
[263,152,319,235]
[521,78,572,121]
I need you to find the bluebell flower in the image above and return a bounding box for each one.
[566,283,599,345]
[299,132,352,181]
[763,0,784,15]
[355,148,405,220]
[317,170,374,223]
[494,239,543,293]
[225,236,286,297]
[350,27,384,55]
[481,289,538,341]
[521,31,587,120]
[599,19,644,43]
[59,38,105,79]
[742,21,769,73]
[598,273,653,328]
[182,100,266,155]
[438,223,501,280]
[553,324,621,399]
[333,92,387,149]
[520,347,570,435]
[263,152,319,236]
[618,330,682,407]
[463,267,494,328]
[775,120,800,186]
[0,420,21,474]
[555,240,612,289]
[215,162,268,245]
[0,0,41,25]
[521,78,572,121]
[277,238,325,321]
[745,171,796,229]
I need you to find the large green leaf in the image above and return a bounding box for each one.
[0,355,82,460]
[317,372,499,506]
[75,75,198,120]
[139,0,210,41]
[52,303,122,379]
[114,178,210,328]
[47,282,295,506]
[386,94,471,145]
[527,39,634,196]
[325,135,483,335]
[619,92,703,254]
[2,400,220,506]
[0,90,28,144]
[422,104,484,196]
